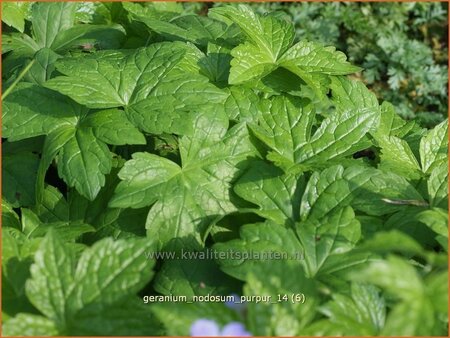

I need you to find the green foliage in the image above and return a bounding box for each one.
[234,2,448,128]
[2,2,448,337]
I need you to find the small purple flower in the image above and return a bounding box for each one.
[190,319,251,337]
[221,322,251,336]
[225,293,247,313]
[190,319,220,336]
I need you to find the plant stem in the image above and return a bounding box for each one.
[3,59,36,100]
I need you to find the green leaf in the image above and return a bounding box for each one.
[122,2,183,19]
[229,41,279,85]
[136,13,233,47]
[223,85,260,122]
[249,95,315,169]
[244,260,317,336]
[427,161,448,208]
[2,151,39,207]
[416,208,448,238]
[111,113,255,249]
[45,50,135,108]
[22,231,157,334]
[3,256,34,317]
[2,83,80,141]
[4,84,147,201]
[154,258,239,298]
[32,185,69,223]
[351,255,423,301]
[109,153,181,209]
[376,101,416,138]
[298,207,361,277]
[2,200,21,229]
[375,135,422,179]
[3,314,59,336]
[356,230,425,257]
[214,5,294,58]
[279,40,362,75]
[67,237,156,315]
[50,24,125,52]
[126,71,227,136]
[200,43,233,85]
[2,32,39,54]
[2,2,30,32]
[57,128,112,201]
[318,252,378,277]
[36,126,75,203]
[317,283,385,335]
[2,228,22,262]
[251,79,379,169]
[211,5,359,87]
[234,161,303,226]
[45,42,227,135]
[381,298,435,336]
[26,230,75,326]
[384,208,438,247]
[31,2,77,48]
[426,271,448,315]
[70,298,162,336]
[80,108,146,146]
[210,5,294,84]
[300,165,425,220]
[214,221,303,281]
[296,77,379,165]
[2,226,36,317]
[19,207,94,241]
[24,48,61,85]
[419,119,448,173]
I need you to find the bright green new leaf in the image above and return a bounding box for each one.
[376,135,422,179]
[111,112,255,248]
[251,78,379,169]
[427,161,448,208]
[223,85,260,122]
[2,2,30,32]
[249,95,315,169]
[210,5,359,87]
[419,119,448,174]
[234,161,304,226]
[416,208,448,239]
[3,314,59,336]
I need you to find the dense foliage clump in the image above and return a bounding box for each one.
[2,2,448,337]
[227,2,449,128]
